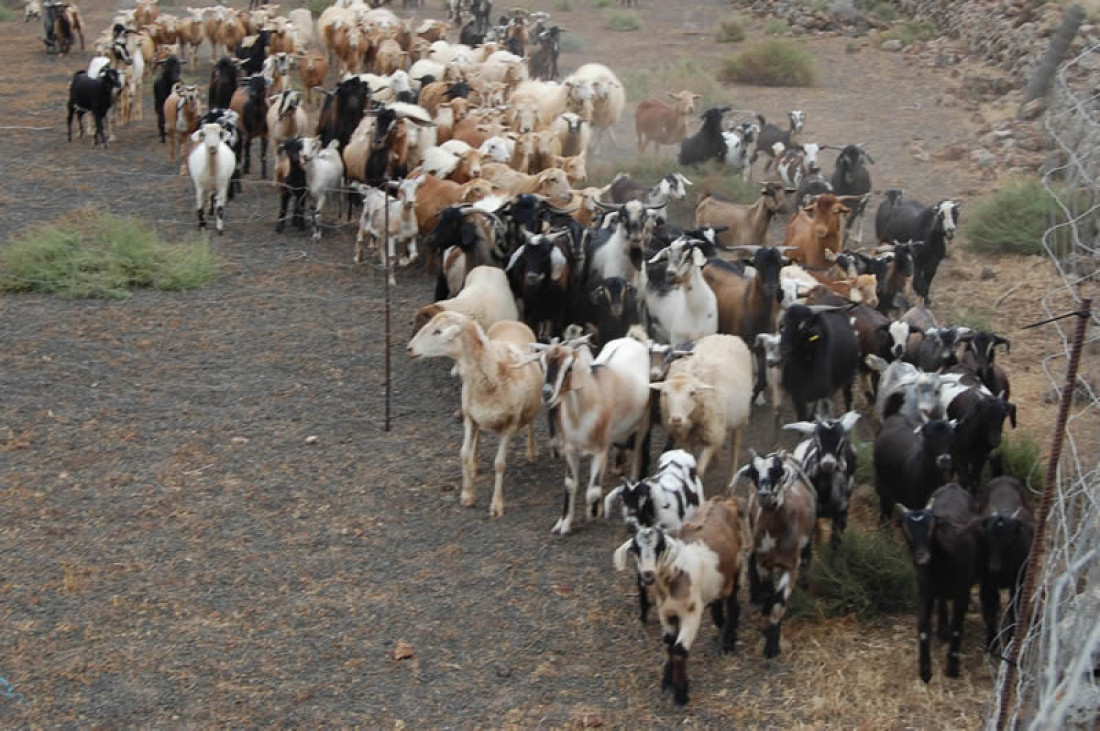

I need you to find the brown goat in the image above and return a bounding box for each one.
[634,90,701,157]
[783,193,852,270]
[164,83,202,174]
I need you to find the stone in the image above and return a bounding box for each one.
[936,143,968,161]
[394,641,415,660]
[1018,98,1047,121]
[971,148,996,167]
[909,142,932,162]
[881,39,904,51]
[980,267,997,281]
[494,662,512,678]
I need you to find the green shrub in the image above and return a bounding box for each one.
[855,0,898,20]
[996,432,1045,492]
[716,15,747,43]
[719,39,817,87]
[621,59,728,106]
[308,0,328,18]
[853,439,874,486]
[554,0,573,10]
[0,5,14,22]
[963,179,1060,256]
[0,213,218,299]
[792,526,917,620]
[604,10,641,31]
[559,34,584,53]
[882,19,936,46]
[763,18,788,35]
[592,0,611,8]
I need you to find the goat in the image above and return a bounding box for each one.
[607,172,692,208]
[612,497,743,705]
[187,122,236,234]
[153,54,184,143]
[914,326,974,372]
[534,336,651,535]
[875,193,959,304]
[412,265,519,337]
[874,414,956,525]
[651,333,752,483]
[275,136,308,234]
[635,91,702,157]
[734,450,816,658]
[645,237,718,345]
[352,175,426,280]
[229,74,270,178]
[702,245,791,340]
[679,106,730,166]
[407,311,541,518]
[164,83,201,174]
[694,182,788,250]
[896,484,982,682]
[506,228,575,341]
[945,386,1016,489]
[266,90,308,159]
[978,474,1034,653]
[830,143,874,245]
[583,277,640,349]
[784,412,860,546]
[777,304,860,421]
[752,110,805,172]
[605,449,705,622]
[67,68,123,148]
[959,331,1012,400]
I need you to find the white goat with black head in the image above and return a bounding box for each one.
[645,236,718,345]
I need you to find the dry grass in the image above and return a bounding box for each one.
[719,39,818,87]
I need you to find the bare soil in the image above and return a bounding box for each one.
[0,0,1066,725]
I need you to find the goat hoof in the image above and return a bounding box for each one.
[489,501,504,518]
[460,493,475,508]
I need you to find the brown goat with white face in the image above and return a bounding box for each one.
[613,496,743,706]
[164,83,202,175]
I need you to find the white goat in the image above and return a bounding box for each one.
[187,122,236,234]
[651,334,753,484]
[352,175,426,281]
[301,137,345,241]
[407,311,542,518]
[535,336,651,535]
[645,237,718,345]
[411,266,518,337]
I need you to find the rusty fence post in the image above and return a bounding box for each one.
[996,298,1093,729]
[383,178,392,433]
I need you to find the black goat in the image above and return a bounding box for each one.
[153,55,184,143]
[960,331,1012,399]
[875,193,960,304]
[914,325,974,372]
[275,137,308,233]
[778,304,860,421]
[830,143,873,245]
[208,56,239,110]
[785,411,861,546]
[978,474,1034,653]
[678,107,730,166]
[584,276,639,348]
[897,483,982,683]
[945,386,1016,489]
[234,75,269,177]
[874,414,955,525]
[505,228,575,340]
[316,76,369,151]
[235,29,271,75]
[751,110,805,172]
[67,68,123,148]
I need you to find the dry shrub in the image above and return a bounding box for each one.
[719,39,818,87]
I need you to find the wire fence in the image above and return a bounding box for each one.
[986,40,1100,730]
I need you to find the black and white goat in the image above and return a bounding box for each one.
[784,411,860,546]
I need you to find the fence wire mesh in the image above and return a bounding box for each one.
[986,40,1100,730]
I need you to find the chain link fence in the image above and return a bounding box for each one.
[987,40,1100,730]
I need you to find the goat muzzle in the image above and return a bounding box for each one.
[639,570,655,586]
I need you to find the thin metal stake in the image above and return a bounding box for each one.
[384,177,392,433]
[996,297,1092,729]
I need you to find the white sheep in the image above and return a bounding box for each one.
[352,175,425,280]
[567,63,625,153]
[187,122,236,234]
[650,334,753,485]
[407,311,542,518]
[411,265,518,336]
[287,9,315,50]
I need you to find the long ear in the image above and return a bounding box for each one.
[612,539,633,572]
[782,421,816,436]
[550,245,567,281]
[603,484,624,517]
[690,246,707,267]
[993,335,1011,353]
[892,502,908,522]
[190,128,204,142]
[839,411,861,433]
[649,382,666,392]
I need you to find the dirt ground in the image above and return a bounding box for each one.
[0,0,1070,725]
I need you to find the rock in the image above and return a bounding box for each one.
[936,143,968,161]
[881,39,904,51]
[305,435,319,444]
[971,148,996,168]
[909,142,932,162]
[980,267,997,281]
[494,662,512,678]
[231,436,249,444]
[1018,97,1047,120]
[394,640,415,660]
[993,129,1014,139]
[830,0,857,22]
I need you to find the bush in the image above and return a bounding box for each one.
[592,0,611,7]
[621,60,728,106]
[716,15,747,43]
[792,526,917,620]
[996,432,1045,492]
[0,5,14,22]
[0,212,219,299]
[855,0,898,21]
[763,18,788,35]
[963,179,1059,256]
[719,39,817,87]
[308,0,328,18]
[554,0,572,10]
[559,34,584,53]
[604,10,641,31]
[882,19,936,46]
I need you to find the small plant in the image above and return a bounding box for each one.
[307,0,328,18]
[604,9,641,32]
[559,34,584,53]
[0,212,219,299]
[719,39,817,87]
[592,0,612,8]
[792,526,918,620]
[0,5,14,22]
[995,433,1045,492]
[763,18,788,36]
[963,179,1060,256]
[716,15,747,43]
[554,0,573,10]
[855,0,898,20]
[882,19,936,47]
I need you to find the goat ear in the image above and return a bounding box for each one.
[1007,403,1017,429]
[190,128,204,142]
[782,421,816,436]
[691,246,707,267]
[603,485,623,517]
[892,502,908,522]
[993,335,1011,353]
[550,246,567,281]
[839,411,861,433]
[612,539,633,572]
[649,382,666,392]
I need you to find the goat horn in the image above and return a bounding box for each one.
[727,245,761,254]
[806,305,843,315]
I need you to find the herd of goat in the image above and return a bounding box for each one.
[38,0,1036,707]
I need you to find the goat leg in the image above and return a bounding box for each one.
[276,186,290,233]
[762,570,791,659]
[722,580,740,654]
[259,137,268,179]
[551,449,581,534]
[525,423,537,463]
[918,589,934,683]
[459,417,479,509]
[585,450,607,519]
[668,642,690,706]
[980,578,1001,653]
[936,598,950,642]
[946,594,966,678]
[489,429,513,518]
[636,572,651,623]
